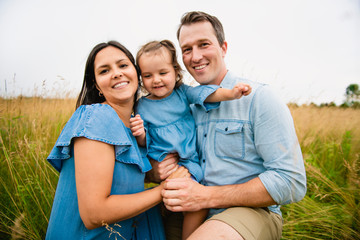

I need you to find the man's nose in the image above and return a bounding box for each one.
[191,47,202,62]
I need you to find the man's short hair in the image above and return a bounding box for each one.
[177,11,225,46]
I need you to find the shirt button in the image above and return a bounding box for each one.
[204,134,207,137]
[202,159,205,163]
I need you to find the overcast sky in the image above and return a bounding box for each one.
[0,0,359,104]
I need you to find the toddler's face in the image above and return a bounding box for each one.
[138,48,177,100]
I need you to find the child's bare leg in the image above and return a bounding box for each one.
[182,209,208,240]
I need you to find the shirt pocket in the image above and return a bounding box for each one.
[214,121,245,160]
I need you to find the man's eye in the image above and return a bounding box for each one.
[201,43,209,47]
[183,48,191,53]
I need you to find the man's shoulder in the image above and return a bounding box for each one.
[223,71,267,91]
[223,71,283,108]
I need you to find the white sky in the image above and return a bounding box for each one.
[0,0,359,104]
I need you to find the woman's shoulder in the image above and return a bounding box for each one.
[47,104,135,171]
[56,103,129,146]
[76,103,118,118]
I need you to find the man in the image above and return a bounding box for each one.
[156,11,306,239]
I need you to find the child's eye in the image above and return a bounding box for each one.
[120,64,128,68]
[160,72,168,75]
[142,74,151,78]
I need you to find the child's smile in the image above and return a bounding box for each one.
[138,48,177,100]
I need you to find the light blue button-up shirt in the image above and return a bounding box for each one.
[190,71,307,217]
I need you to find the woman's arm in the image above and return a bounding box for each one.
[74,137,161,229]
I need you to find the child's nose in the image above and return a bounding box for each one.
[154,76,161,83]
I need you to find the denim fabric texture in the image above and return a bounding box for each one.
[191,71,307,217]
[46,104,165,240]
[136,83,220,182]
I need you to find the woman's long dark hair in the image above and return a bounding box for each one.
[75,41,141,110]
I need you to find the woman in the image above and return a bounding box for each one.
[46,41,188,239]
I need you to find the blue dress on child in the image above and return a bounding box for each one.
[136,84,220,182]
[46,104,165,240]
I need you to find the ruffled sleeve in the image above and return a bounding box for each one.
[47,104,151,173]
[180,84,220,112]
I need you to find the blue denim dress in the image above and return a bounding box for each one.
[136,83,219,182]
[46,104,165,240]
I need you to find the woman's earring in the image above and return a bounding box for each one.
[99,91,103,97]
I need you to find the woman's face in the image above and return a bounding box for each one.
[94,46,138,105]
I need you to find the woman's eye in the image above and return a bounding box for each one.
[99,69,108,74]
[120,64,128,68]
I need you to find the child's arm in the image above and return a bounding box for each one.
[205,83,252,102]
[130,114,146,147]
[182,209,208,240]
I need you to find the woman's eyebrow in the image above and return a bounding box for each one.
[96,59,127,70]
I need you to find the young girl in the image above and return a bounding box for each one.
[130,40,251,239]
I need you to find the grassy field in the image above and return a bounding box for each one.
[1,97,359,239]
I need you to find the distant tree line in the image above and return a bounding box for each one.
[342,83,360,108]
[288,83,360,109]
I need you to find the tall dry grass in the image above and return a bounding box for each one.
[0,97,75,239]
[0,99,359,239]
[282,106,360,239]
[290,106,360,150]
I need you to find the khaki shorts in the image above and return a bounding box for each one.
[208,207,283,240]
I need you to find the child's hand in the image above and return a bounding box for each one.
[130,114,145,137]
[232,83,252,99]
[167,166,191,179]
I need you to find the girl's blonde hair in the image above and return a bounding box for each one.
[136,40,183,90]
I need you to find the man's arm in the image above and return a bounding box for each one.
[251,85,307,205]
[162,177,276,212]
[163,85,306,211]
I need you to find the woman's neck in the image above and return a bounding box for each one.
[104,101,133,127]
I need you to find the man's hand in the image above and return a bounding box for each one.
[162,178,205,212]
[232,83,252,99]
[146,153,179,183]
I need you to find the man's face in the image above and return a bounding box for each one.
[179,21,227,86]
